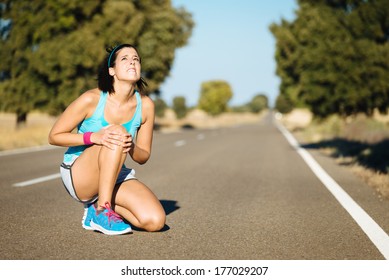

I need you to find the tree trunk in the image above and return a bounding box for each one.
[16,112,27,129]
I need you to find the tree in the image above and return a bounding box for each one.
[270,0,389,118]
[198,80,233,116]
[172,96,187,119]
[248,93,268,113]
[0,0,194,125]
[275,94,294,114]
[0,0,104,125]
[154,97,168,118]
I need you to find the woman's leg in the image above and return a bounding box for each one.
[71,125,127,206]
[67,124,164,232]
[113,179,166,232]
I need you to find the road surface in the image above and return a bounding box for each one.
[1,112,389,260]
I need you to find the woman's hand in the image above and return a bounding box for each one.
[120,133,133,153]
[92,126,133,153]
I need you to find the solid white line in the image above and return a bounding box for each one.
[275,120,389,260]
[13,173,61,187]
[0,145,59,157]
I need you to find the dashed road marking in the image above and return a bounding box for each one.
[174,140,186,147]
[13,173,61,187]
[197,133,205,140]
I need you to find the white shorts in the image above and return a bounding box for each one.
[60,158,136,204]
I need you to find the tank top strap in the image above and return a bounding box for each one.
[95,91,108,119]
[135,90,141,109]
[134,90,142,122]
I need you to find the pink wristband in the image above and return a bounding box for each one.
[83,132,93,145]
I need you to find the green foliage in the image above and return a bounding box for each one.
[270,0,389,118]
[0,0,102,120]
[248,93,268,113]
[275,94,294,114]
[172,96,187,119]
[230,104,251,113]
[0,0,193,124]
[198,80,233,116]
[154,97,167,118]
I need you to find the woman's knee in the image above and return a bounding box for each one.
[106,124,127,134]
[140,212,166,232]
[102,125,128,153]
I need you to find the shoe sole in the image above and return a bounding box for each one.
[81,206,94,231]
[90,220,132,235]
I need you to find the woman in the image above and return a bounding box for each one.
[48,44,165,235]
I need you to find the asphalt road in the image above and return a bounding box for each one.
[1,112,389,260]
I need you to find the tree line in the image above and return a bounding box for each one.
[155,80,268,120]
[0,0,193,126]
[271,0,389,118]
[0,0,275,127]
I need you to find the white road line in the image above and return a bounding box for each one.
[174,140,186,147]
[197,133,205,140]
[0,145,59,157]
[13,173,61,187]
[275,120,389,259]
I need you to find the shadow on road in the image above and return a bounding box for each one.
[301,138,389,174]
[160,199,180,215]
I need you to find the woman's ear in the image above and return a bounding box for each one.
[108,67,115,76]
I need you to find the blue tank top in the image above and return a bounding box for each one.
[63,91,142,163]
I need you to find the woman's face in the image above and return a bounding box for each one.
[110,47,141,84]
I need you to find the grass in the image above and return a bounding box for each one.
[0,112,57,151]
[284,110,389,201]
[0,109,264,150]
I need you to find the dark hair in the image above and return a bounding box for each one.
[97,43,148,94]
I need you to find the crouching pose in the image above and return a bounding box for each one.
[48,43,165,235]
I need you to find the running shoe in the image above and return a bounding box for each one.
[81,203,95,230]
[90,202,132,235]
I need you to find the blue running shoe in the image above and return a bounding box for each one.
[90,202,132,235]
[82,203,95,230]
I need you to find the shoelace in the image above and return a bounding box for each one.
[102,202,124,225]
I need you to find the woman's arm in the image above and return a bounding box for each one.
[48,89,99,147]
[130,95,155,164]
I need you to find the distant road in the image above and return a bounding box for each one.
[1,112,389,260]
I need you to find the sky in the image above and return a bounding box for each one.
[159,0,297,107]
